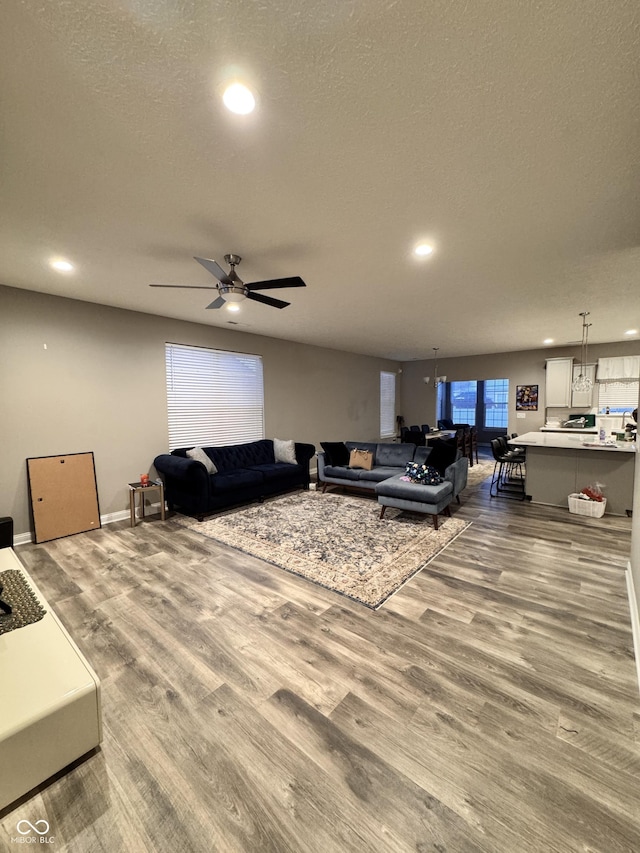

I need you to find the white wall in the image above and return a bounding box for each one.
[0,286,397,537]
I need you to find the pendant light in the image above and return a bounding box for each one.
[423,347,447,386]
[572,312,593,393]
[433,347,446,386]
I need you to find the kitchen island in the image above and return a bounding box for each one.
[509,431,636,516]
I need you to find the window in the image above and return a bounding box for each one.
[598,381,639,414]
[165,343,264,450]
[450,380,477,426]
[484,379,508,429]
[440,378,509,437]
[380,371,396,438]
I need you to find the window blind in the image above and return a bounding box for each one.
[380,371,396,438]
[165,343,264,450]
[597,381,639,413]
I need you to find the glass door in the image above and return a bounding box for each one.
[439,379,509,442]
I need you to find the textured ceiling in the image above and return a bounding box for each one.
[1,0,639,359]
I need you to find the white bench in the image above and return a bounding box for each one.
[0,547,102,811]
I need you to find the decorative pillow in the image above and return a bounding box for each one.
[274,438,297,465]
[320,441,350,466]
[186,446,218,474]
[404,462,443,485]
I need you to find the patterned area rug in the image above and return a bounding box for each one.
[466,460,494,487]
[173,491,471,609]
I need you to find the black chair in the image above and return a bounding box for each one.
[490,438,526,499]
[452,426,473,464]
[469,425,478,466]
[421,424,431,434]
[400,427,425,446]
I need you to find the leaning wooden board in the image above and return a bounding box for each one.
[26,452,101,543]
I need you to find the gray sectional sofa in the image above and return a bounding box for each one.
[317,441,468,505]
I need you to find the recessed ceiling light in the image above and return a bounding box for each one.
[414,243,434,257]
[624,328,638,335]
[49,258,74,273]
[543,338,554,345]
[226,303,241,312]
[223,83,256,115]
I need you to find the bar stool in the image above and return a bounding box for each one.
[490,439,526,500]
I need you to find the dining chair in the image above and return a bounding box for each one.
[469,425,478,466]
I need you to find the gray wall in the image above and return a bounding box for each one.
[0,286,397,537]
[400,341,640,435]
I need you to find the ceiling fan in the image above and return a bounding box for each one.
[150,254,306,309]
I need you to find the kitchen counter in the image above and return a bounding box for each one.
[513,431,636,452]
[508,432,636,515]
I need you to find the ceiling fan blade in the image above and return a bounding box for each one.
[194,256,232,284]
[246,276,306,291]
[246,292,290,309]
[205,296,226,310]
[150,284,219,289]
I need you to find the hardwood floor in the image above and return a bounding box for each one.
[2,469,639,852]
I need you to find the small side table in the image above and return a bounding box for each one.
[128,480,166,528]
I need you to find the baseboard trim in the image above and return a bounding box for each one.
[626,563,640,699]
[101,509,131,525]
[12,503,164,546]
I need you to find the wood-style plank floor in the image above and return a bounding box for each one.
[2,464,639,852]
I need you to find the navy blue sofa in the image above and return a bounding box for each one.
[153,439,316,519]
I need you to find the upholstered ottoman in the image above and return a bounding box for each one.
[375,474,453,529]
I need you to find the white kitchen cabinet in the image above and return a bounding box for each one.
[571,363,596,408]
[545,358,573,407]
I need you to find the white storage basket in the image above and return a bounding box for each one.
[568,494,606,518]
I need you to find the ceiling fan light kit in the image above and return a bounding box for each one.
[150,253,306,311]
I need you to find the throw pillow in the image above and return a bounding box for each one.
[186,446,218,474]
[426,438,457,475]
[320,441,350,466]
[274,438,297,465]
